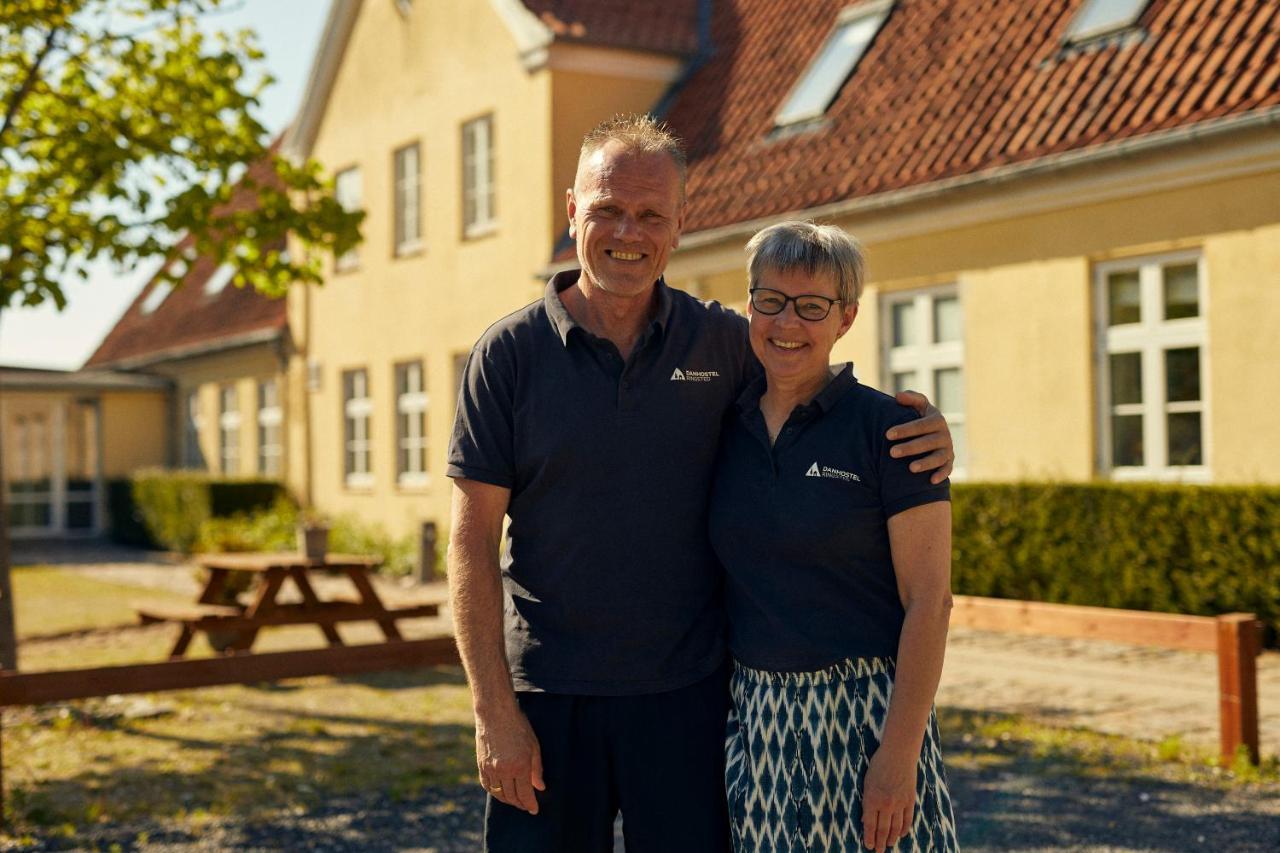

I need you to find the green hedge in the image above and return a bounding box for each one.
[130,469,287,553]
[195,497,418,577]
[952,483,1280,641]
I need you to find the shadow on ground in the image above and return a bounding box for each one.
[940,710,1280,852]
[5,707,1279,851]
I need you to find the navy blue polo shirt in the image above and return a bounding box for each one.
[447,271,757,695]
[708,364,950,671]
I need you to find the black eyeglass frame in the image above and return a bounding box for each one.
[748,287,843,322]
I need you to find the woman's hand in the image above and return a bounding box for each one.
[862,744,917,852]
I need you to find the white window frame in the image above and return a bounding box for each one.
[462,115,496,238]
[343,368,373,489]
[335,166,362,271]
[204,262,236,295]
[1094,250,1210,482]
[880,285,967,478]
[257,378,283,477]
[393,142,422,256]
[140,280,174,314]
[1065,0,1149,43]
[395,360,429,488]
[774,0,894,127]
[218,384,240,476]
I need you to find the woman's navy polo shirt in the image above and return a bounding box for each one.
[708,363,950,671]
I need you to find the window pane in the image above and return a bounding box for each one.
[891,302,916,347]
[1109,352,1142,405]
[776,12,885,125]
[933,296,961,343]
[1163,263,1198,320]
[934,367,964,413]
[892,371,917,394]
[1107,271,1140,326]
[1165,347,1200,402]
[67,501,94,529]
[1111,414,1144,467]
[1069,0,1150,39]
[1167,412,1202,466]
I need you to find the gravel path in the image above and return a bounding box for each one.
[7,753,1279,852]
[8,546,1280,851]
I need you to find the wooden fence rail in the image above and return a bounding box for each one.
[0,636,461,825]
[951,595,1262,764]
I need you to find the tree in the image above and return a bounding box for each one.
[0,0,364,669]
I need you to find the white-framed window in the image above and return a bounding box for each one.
[775,0,894,127]
[1066,0,1149,43]
[257,378,283,477]
[395,360,428,487]
[204,262,235,296]
[462,115,496,238]
[183,389,204,469]
[335,166,362,271]
[1095,252,1208,480]
[343,368,373,488]
[881,286,967,475]
[219,384,240,475]
[140,280,174,315]
[393,142,422,256]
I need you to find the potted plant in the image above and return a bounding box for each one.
[297,508,331,561]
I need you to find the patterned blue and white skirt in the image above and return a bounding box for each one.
[725,656,959,852]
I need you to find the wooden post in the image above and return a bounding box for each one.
[1,707,6,828]
[417,521,438,583]
[1216,613,1261,765]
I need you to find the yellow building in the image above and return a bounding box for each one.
[280,0,699,536]
[16,0,1277,545]
[0,368,168,538]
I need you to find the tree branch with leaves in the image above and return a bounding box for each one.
[0,0,364,669]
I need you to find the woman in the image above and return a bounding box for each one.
[709,222,958,852]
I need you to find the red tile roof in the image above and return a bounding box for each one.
[649,0,1280,237]
[521,0,700,55]
[84,157,288,369]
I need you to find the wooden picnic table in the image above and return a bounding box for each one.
[136,552,441,658]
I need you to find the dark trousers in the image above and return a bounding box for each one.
[484,663,732,852]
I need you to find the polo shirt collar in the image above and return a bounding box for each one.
[735,362,858,415]
[543,270,674,347]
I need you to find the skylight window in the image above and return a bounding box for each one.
[204,262,235,295]
[1066,0,1149,42]
[775,0,894,127]
[140,281,173,315]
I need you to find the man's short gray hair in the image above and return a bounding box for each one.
[745,221,866,306]
[579,114,687,197]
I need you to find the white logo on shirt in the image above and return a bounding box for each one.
[806,461,861,482]
[670,367,720,382]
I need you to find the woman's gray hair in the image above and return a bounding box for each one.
[745,221,866,306]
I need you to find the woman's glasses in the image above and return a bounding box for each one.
[749,288,841,321]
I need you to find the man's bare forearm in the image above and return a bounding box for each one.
[448,480,517,714]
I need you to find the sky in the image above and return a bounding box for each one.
[0,0,333,370]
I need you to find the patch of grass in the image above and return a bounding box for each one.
[938,707,1280,788]
[2,668,475,836]
[12,565,190,639]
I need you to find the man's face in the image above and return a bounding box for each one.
[567,142,686,299]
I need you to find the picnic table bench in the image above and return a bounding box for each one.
[135,552,443,658]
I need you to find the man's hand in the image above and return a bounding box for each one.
[861,744,917,852]
[888,390,954,484]
[475,704,546,815]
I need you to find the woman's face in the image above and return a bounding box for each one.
[748,266,857,386]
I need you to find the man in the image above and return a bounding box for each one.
[447,115,954,851]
